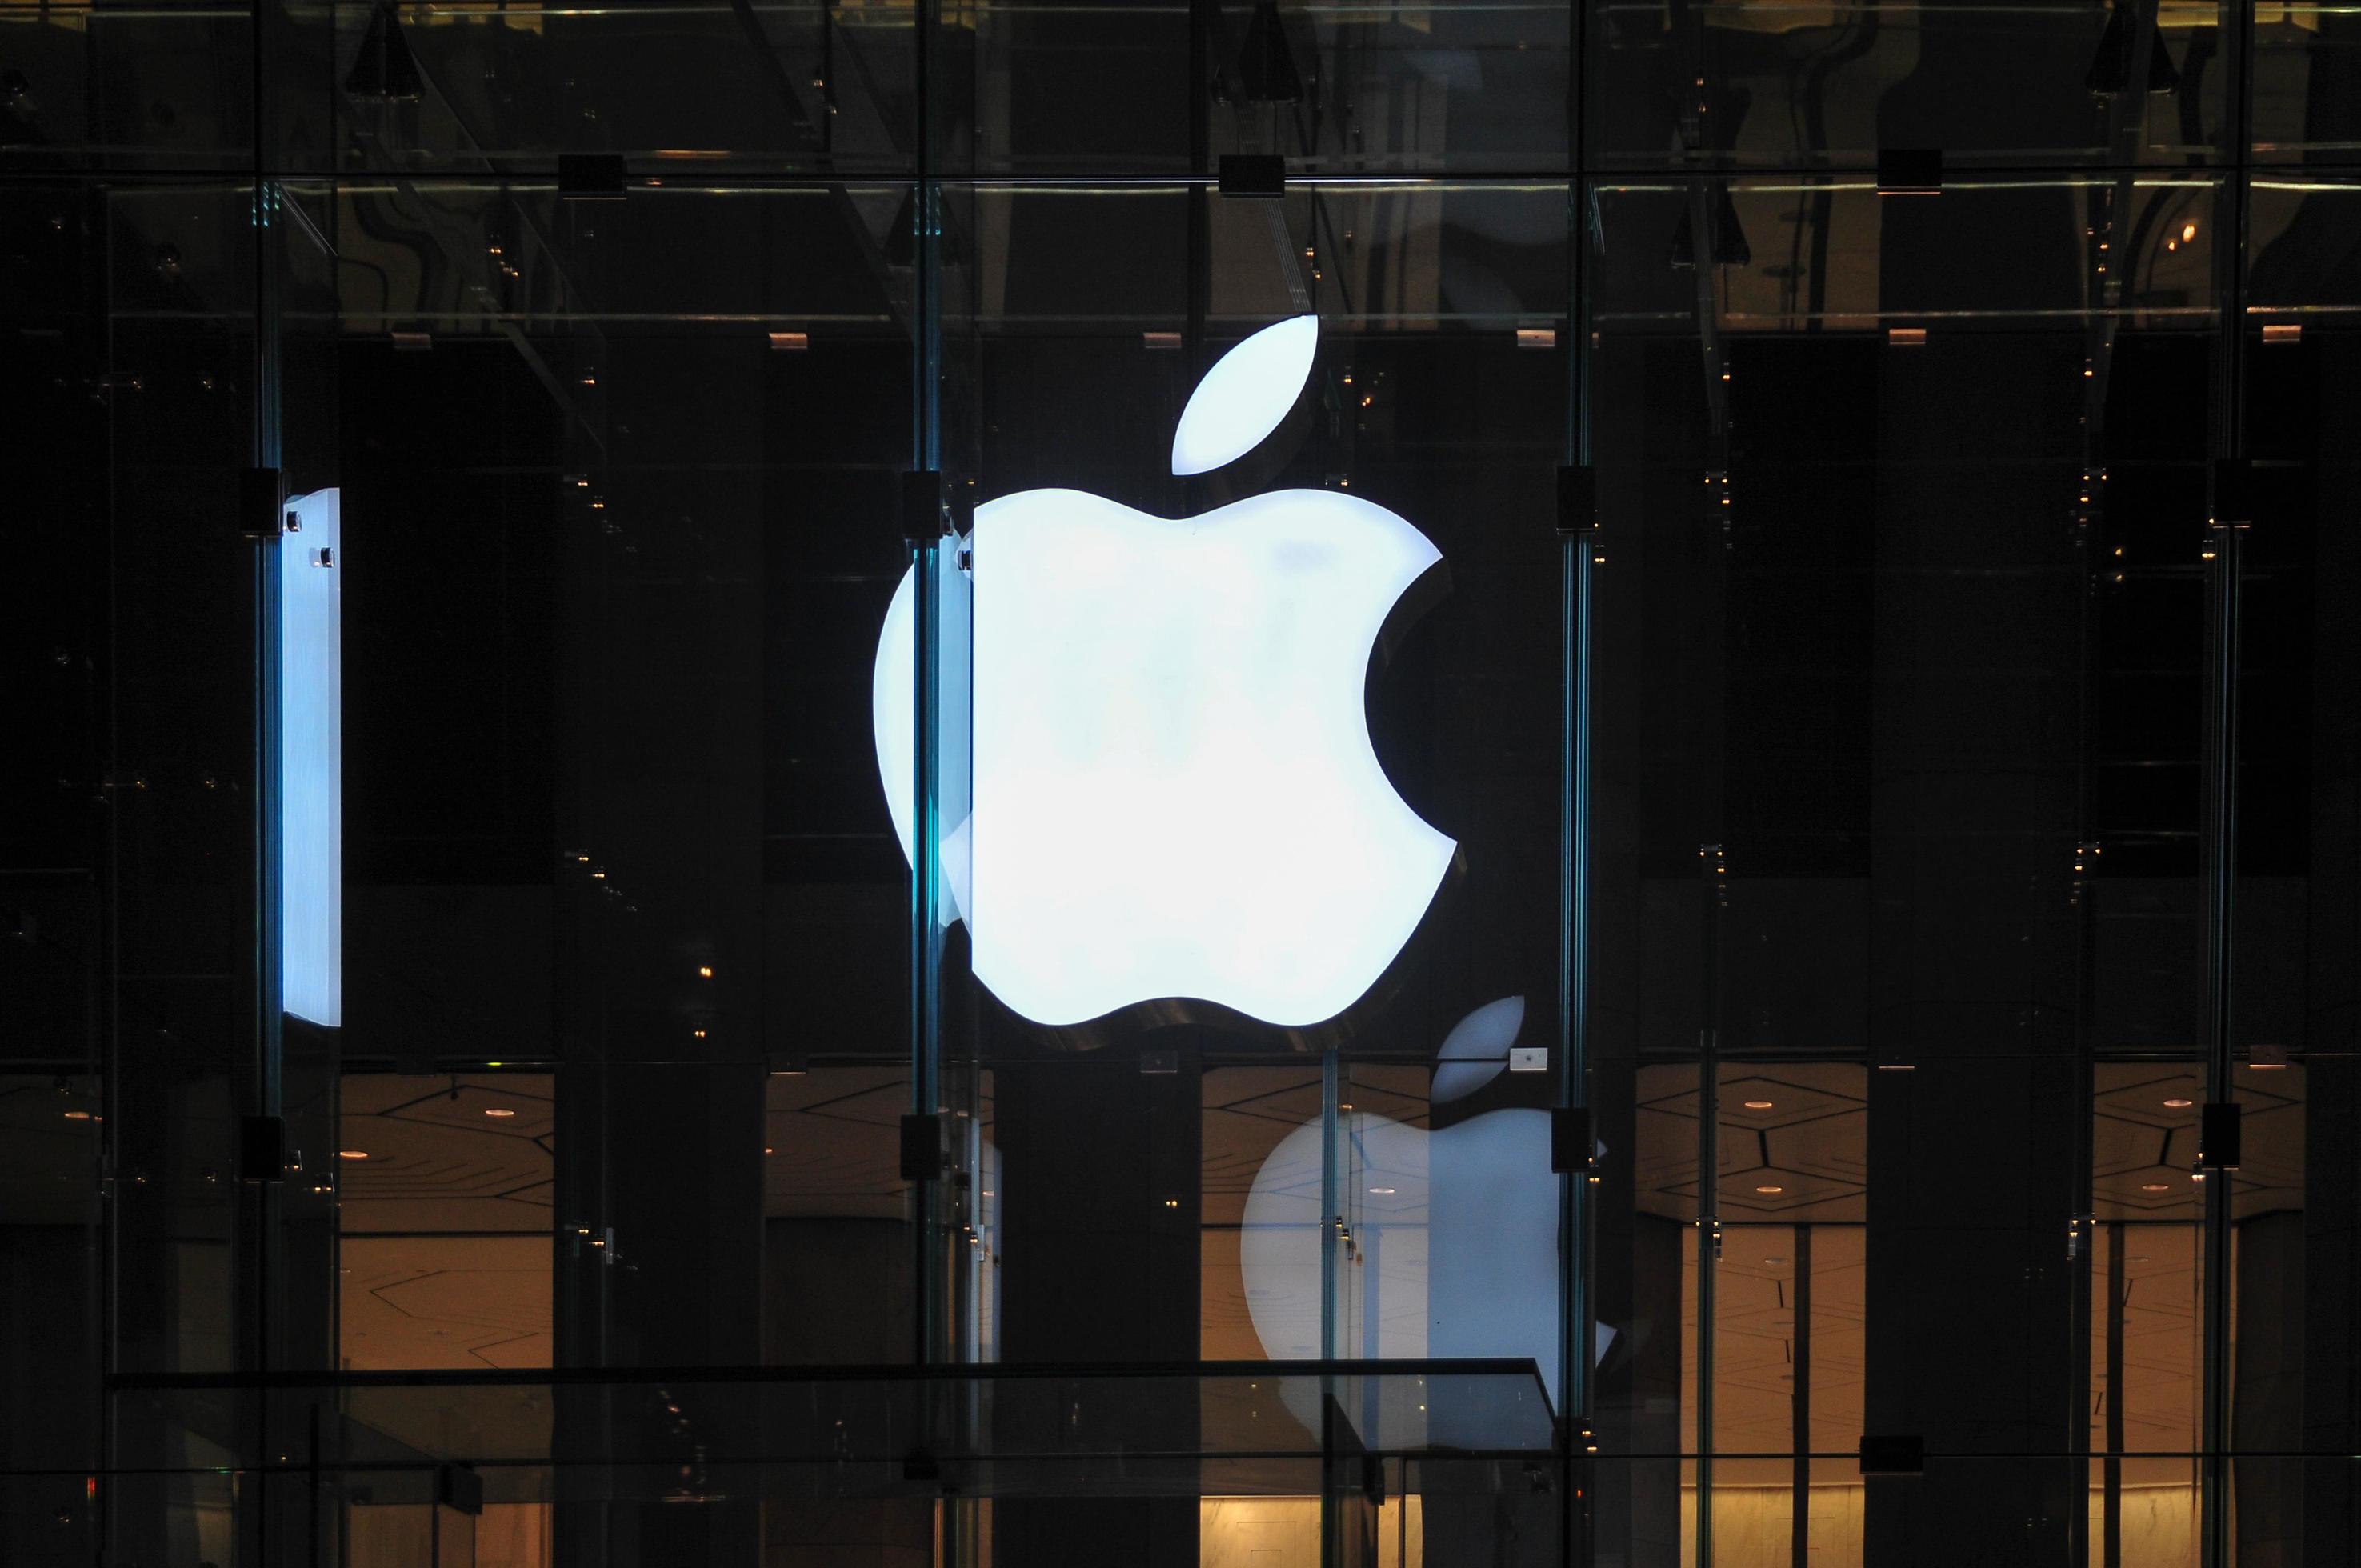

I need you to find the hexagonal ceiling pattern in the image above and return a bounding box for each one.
[1638,1066,1869,1223]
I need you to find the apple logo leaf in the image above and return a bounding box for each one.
[1170,314,1319,477]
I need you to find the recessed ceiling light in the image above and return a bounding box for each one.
[2140,1182,2171,1193]
[1742,1100,1775,1110]
[1368,1186,1395,1194]
[2163,1098,2193,1108]
[484,1108,517,1118]
[764,1146,775,1155]
[338,1150,370,1160]
[62,1110,91,1121]
[1755,1184,1784,1194]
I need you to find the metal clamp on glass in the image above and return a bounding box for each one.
[1551,1106,1597,1181]
[1559,465,1604,565]
[238,466,286,539]
[1217,154,1286,199]
[2195,1101,2242,1174]
[901,1111,948,1183]
[1859,1434,1925,1476]
[902,470,947,550]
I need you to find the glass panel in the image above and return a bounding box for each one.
[1587,0,2230,172]
[2235,190,2361,1560]
[340,1072,556,1371]
[1205,1064,1327,1362]
[0,4,256,170]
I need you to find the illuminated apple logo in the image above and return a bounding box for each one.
[874,315,1455,1028]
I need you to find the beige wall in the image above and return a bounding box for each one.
[1199,1495,1423,1568]
[1664,1482,2199,1568]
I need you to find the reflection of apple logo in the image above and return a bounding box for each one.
[1238,998,1614,1440]
[874,316,1455,1028]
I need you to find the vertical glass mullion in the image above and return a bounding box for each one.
[2196,0,2259,1546]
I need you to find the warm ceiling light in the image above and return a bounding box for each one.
[484,1108,517,1118]
[2140,1182,2171,1192]
[2163,1098,2193,1108]
[764,1146,775,1155]
[698,966,714,978]
[2250,1062,2288,1070]
[338,1150,370,1160]
[62,1110,91,1121]
[1743,1099,1774,1110]
[1754,1184,1784,1194]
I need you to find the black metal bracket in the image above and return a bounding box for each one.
[435,1462,483,1516]
[2199,1101,2243,1170]
[1219,154,1287,198]
[238,1115,286,1183]
[239,466,286,540]
[1875,148,1943,196]
[1556,464,1597,536]
[902,470,946,549]
[1551,1106,1595,1175]
[899,1111,946,1183]
[558,152,628,200]
[1859,1434,1924,1475]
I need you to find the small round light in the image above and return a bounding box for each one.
[2163,1098,2193,1108]
[484,1108,517,1118]
[338,1150,370,1161]
[1754,1184,1784,1194]
[764,1146,774,1155]
[698,966,714,978]
[1742,1100,1775,1110]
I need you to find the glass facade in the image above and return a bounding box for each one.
[3,2,2359,1565]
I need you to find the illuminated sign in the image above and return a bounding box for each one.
[281,488,341,1027]
[874,318,1453,1026]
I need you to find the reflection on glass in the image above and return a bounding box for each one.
[339,1073,554,1370]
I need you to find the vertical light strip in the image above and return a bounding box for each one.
[279,488,341,1026]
